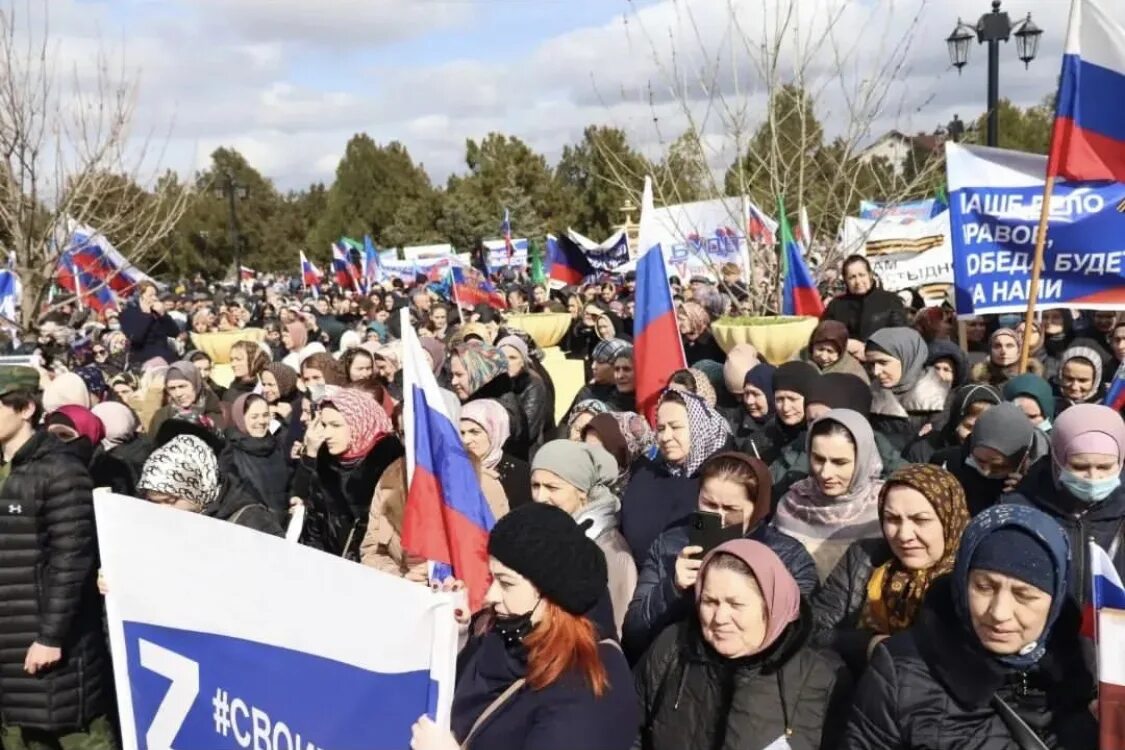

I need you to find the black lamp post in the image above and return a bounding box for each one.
[216,171,248,282]
[946,1,1043,147]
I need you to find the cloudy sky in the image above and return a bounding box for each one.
[34,0,1065,191]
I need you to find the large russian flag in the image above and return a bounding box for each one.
[331,242,359,290]
[546,233,594,285]
[64,220,159,296]
[1081,542,1125,748]
[57,255,117,314]
[299,251,322,288]
[778,196,824,317]
[400,310,496,612]
[450,265,506,310]
[634,176,686,425]
[1047,0,1125,183]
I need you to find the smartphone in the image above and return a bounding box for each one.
[687,510,739,555]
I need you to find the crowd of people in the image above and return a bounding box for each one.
[0,252,1118,749]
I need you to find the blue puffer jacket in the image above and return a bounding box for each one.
[622,522,819,661]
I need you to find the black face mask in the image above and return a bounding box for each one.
[491,599,540,647]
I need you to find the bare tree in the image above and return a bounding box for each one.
[589,0,948,313]
[0,0,190,329]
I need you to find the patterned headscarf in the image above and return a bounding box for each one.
[582,411,655,480]
[75,365,108,400]
[678,301,711,337]
[658,389,731,477]
[137,435,220,507]
[860,464,970,634]
[321,388,392,462]
[452,341,507,396]
[460,399,511,470]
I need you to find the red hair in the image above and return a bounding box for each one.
[523,602,608,696]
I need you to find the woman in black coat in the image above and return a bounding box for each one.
[301,388,404,560]
[410,504,637,750]
[450,340,529,460]
[821,255,908,341]
[635,539,851,750]
[220,394,292,526]
[620,389,732,564]
[497,335,550,448]
[119,281,180,364]
[843,505,1097,749]
[0,379,112,744]
[811,464,969,677]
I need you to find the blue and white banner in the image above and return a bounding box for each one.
[859,198,943,220]
[947,142,1125,316]
[567,229,630,272]
[96,493,458,750]
[484,238,529,272]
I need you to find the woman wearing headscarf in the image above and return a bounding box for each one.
[666,366,718,409]
[811,465,969,676]
[1053,340,1107,411]
[677,301,726,365]
[461,399,530,510]
[925,338,970,388]
[620,389,732,566]
[1005,403,1125,596]
[623,452,818,660]
[970,328,1043,387]
[301,388,404,559]
[803,320,869,383]
[281,321,315,370]
[449,340,529,460]
[581,411,654,495]
[1014,318,1057,381]
[564,399,608,440]
[865,327,950,451]
[41,372,91,413]
[593,309,631,343]
[224,340,270,404]
[566,338,630,418]
[721,343,760,408]
[635,539,850,750]
[530,440,636,635]
[43,405,106,478]
[731,363,775,447]
[938,402,1048,515]
[843,505,1096,750]
[1004,372,1056,432]
[91,401,150,495]
[260,362,300,421]
[821,254,908,341]
[148,360,223,436]
[607,347,636,413]
[138,434,283,535]
[497,335,549,448]
[410,503,637,750]
[219,393,291,525]
[903,383,1001,464]
[340,346,376,384]
[745,361,819,465]
[773,409,885,580]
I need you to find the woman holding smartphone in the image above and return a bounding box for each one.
[622,451,818,661]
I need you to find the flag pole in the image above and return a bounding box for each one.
[449,266,465,325]
[1018,175,1056,373]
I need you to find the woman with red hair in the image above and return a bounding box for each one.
[410,503,638,750]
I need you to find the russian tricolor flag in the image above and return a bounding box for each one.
[1081,542,1125,748]
[400,310,496,612]
[634,176,686,424]
[1106,362,1125,412]
[331,243,358,290]
[299,251,322,297]
[63,220,159,296]
[450,265,506,310]
[546,234,594,285]
[778,196,824,317]
[1047,0,1125,183]
[363,235,381,289]
[57,256,117,314]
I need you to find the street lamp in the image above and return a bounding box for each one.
[945,1,1044,147]
[215,171,248,282]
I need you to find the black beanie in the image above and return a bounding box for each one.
[807,372,873,419]
[488,503,608,615]
[772,361,819,398]
[970,527,1057,595]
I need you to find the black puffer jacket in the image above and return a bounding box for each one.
[842,577,1097,750]
[203,474,284,536]
[809,539,892,676]
[219,429,292,525]
[822,288,908,340]
[302,435,405,559]
[635,604,852,750]
[0,432,109,730]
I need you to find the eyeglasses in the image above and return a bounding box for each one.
[93,349,107,356]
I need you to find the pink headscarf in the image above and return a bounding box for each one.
[286,322,308,351]
[460,399,510,469]
[695,539,801,656]
[1050,403,1125,467]
[321,388,392,462]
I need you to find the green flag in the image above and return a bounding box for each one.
[529,238,546,285]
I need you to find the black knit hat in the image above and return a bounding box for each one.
[487,503,608,615]
[772,361,819,398]
[970,526,1057,595]
[807,373,873,419]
